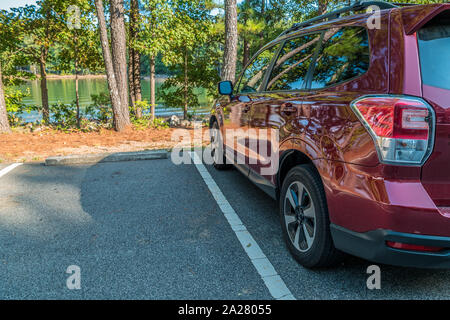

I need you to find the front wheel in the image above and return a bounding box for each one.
[279,164,343,268]
[210,121,232,170]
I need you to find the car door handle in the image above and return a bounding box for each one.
[281,103,297,114]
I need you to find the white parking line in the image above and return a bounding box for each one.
[190,151,295,300]
[0,163,22,179]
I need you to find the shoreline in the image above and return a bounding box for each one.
[26,74,171,80]
[46,74,106,80]
[0,127,210,163]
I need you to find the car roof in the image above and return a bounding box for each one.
[241,1,447,78]
[254,1,398,56]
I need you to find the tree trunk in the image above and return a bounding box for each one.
[130,0,142,104]
[128,48,136,113]
[222,0,238,83]
[243,37,251,68]
[0,63,11,133]
[74,34,80,128]
[242,0,251,69]
[184,49,188,120]
[110,0,130,125]
[150,56,155,122]
[127,47,142,119]
[133,49,142,118]
[128,0,142,118]
[39,55,49,124]
[133,53,142,103]
[75,62,80,128]
[95,0,129,131]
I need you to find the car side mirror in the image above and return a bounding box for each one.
[218,81,233,96]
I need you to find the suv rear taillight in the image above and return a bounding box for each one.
[351,95,435,166]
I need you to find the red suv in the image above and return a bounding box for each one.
[210,1,450,268]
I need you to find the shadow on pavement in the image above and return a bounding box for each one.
[0,160,449,299]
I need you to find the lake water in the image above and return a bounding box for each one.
[15,77,211,122]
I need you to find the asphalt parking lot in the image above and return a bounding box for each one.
[0,157,449,299]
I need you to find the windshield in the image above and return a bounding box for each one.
[418,11,450,90]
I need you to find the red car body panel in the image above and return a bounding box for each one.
[421,85,450,208]
[401,3,450,35]
[211,3,450,266]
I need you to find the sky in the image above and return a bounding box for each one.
[0,0,37,11]
[211,0,244,16]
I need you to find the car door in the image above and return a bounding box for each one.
[220,43,281,175]
[247,32,323,190]
[300,26,376,165]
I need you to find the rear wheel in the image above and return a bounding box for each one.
[279,164,343,268]
[210,121,232,170]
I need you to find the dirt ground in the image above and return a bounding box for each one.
[0,127,210,163]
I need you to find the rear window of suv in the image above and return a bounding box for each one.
[418,11,450,90]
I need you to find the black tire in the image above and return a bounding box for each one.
[210,121,232,170]
[279,164,343,268]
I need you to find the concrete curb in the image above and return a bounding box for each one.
[45,150,169,166]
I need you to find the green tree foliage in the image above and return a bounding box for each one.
[158,0,220,119]
[135,0,174,64]
[238,4,264,70]
[0,10,34,132]
[133,0,175,120]
[238,0,294,69]
[10,0,72,123]
[48,0,102,127]
[0,11,33,85]
[55,0,103,127]
[4,88,33,126]
[0,0,444,129]
[55,1,103,76]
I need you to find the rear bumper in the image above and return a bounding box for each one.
[318,160,450,237]
[331,224,450,269]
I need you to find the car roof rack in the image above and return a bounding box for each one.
[393,3,419,7]
[279,1,399,37]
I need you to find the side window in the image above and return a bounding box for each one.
[311,27,370,89]
[237,44,280,94]
[266,33,321,91]
[418,11,450,90]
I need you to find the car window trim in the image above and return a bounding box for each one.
[306,26,371,91]
[260,30,325,93]
[259,42,285,93]
[250,25,372,94]
[304,31,325,89]
[417,25,450,91]
[234,41,284,95]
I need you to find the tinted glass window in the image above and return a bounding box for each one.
[266,34,321,91]
[418,12,450,90]
[311,27,370,89]
[237,44,280,94]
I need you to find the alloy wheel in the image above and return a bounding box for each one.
[283,181,316,252]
